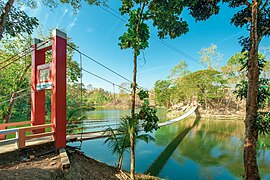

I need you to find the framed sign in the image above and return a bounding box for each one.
[37,63,52,91]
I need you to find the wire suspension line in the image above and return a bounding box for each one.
[67,44,133,84]
[82,68,132,93]
[100,5,206,68]
[0,39,51,70]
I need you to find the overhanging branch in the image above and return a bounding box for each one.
[0,0,15,40]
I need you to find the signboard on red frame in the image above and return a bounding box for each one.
[37,63,52,91]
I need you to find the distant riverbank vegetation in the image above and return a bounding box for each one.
[154,44,270,117]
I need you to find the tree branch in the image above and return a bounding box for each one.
[244,0,251,6]
[0,0,15,41]
[259,26,270,41]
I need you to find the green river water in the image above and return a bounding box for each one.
[69,109,270,180]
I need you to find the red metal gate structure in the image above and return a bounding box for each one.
[31,29,67,149]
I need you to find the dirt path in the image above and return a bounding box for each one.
[0,146,159,180]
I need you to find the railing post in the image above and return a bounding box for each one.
[15,130,18,148]
[0,124,5,140]
[17,129,26,148]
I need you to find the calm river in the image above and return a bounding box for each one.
[69,109,270,180]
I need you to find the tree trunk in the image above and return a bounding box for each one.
[244,1,260,179]
[3,63,31,123]
[130,49,137,180]
[117,154,123,170]
[3,93,17,124]
[0,0,15,40]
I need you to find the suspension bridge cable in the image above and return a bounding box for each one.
[0,92,31,105]
[0,48,29,66]
[0,88,29,99]
[79,52,84,142]
[0,39,51,70]
[112,83,117,127]
[82,68,132,93]
[67,43,133,84]
[100,6,205,68]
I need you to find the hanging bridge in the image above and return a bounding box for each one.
[0,105,198,154]
[0,29,198,155]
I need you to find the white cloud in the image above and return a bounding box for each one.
[139,65,170,74]
[86,27,94,33]
[66,17,77,32]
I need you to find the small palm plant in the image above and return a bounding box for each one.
[104,116,154,170]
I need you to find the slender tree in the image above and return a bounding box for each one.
[179,1,270,178]
[118,1,190,178]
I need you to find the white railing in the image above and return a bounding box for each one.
[0,128,19,146]
[0,123,54,149]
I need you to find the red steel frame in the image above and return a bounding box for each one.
[31,29,67,149]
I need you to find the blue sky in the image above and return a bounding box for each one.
[24,1,269,91]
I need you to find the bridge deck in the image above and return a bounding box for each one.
[0,106,197,155]
[0,137,53,154]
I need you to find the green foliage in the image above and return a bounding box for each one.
[234,78,270,109]
[179,69,227,107]
[119,9,150,55]
[137,89,148,100]
[0,35,32,121]
[0,32,81,122]
[234,51,270,135]
[154,80,171,107]
[119,0,193,54]
[66,107,87,134]
[167,60,190,81]
[86,88,113,106]
[254,112,270,135]
[137,89,159,133]
[0,1,38,38]
[221,52,247,85]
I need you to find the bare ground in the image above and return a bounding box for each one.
[0,146,159,180]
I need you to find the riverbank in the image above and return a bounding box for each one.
[167,106,245,120]
[0,145,159,180]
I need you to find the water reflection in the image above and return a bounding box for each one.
[146,109,201,176]
[72,109,270,180]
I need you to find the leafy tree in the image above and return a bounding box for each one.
[86,88,113,106]
[179,69,227,109]
[0,0,108,40]
[0,35,32,123]
[221,52,248,86]
[222,52,268,86]
[181,1,270,178]
[167,60,190,82]
[154,80,171,108]
[199,44,222,70]
[118,1,192,177]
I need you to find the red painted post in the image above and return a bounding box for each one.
[51,29,67,149]
[0,124,5,140]
[31,39,45,133]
